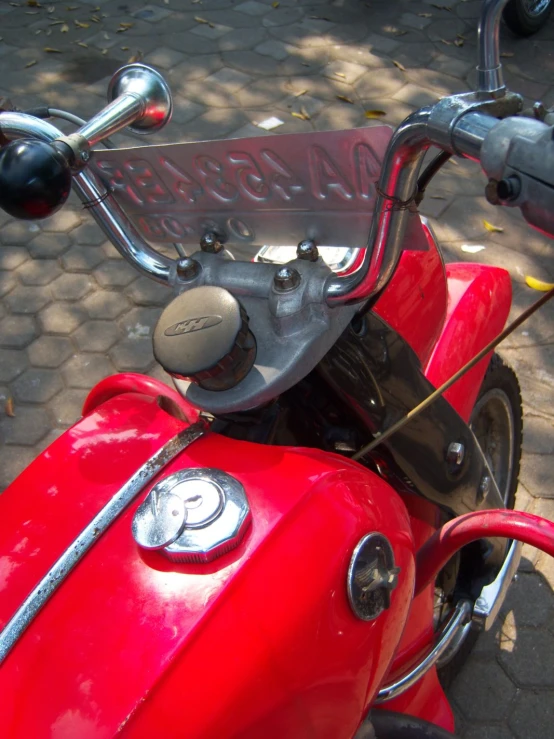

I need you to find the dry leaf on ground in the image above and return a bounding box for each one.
[483,219,504,233]
[337,94,354,104]
[525,275,554,291]
[194,16,214,27]
[292,108,310,120]
[365,109,386,119]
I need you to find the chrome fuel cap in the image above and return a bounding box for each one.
[132,468,251,564]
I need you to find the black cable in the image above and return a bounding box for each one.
[415,151,452,206]
[22,107,115,149]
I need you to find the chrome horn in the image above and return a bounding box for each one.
[78,63,173,146]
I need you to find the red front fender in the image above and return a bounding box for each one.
[0,380,415,739]
[424,263,512,421]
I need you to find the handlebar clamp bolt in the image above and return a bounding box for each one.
[297,239,319,262]
[176,257,200,281]
[200,231,224,254]
[274,266,301,292]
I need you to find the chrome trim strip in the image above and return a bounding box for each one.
[376,600,472,703]
[0,424,204,666]
[473,539,522,630]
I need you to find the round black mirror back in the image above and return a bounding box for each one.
[0,139,72,220]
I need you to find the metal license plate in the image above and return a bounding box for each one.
[91,126,392,249]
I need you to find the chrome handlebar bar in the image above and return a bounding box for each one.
[0,64,175,284]
[0,110,174,284]
[0,0,549,304]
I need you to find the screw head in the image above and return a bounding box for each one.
[80,150,90,163]
[297,239,319,262]
[478,475,491,503]
[446,442,465,469]
[200,231,224,254]
[274,266,301,292]
[176,257,200,281]
[533,101,547,121]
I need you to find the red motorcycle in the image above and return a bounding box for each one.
[1,0,554,736]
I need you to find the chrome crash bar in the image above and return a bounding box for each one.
[376,539,521,702]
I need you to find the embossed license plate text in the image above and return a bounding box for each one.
[92,126,392,248]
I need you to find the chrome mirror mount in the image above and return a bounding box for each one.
[477,0,511,95]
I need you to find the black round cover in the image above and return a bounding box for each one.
[153,286,256,392]
[0,139,72,220]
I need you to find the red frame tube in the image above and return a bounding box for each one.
[415,509,554,596]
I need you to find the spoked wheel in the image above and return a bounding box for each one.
[437,354,523,688]
[470,358,521,509]
[503,0,553,36]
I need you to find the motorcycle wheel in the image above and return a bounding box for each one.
[356,710,456,738]
[503,0,553,36]
[437,353,523,688]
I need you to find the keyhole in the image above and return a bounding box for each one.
[184,494,203,509]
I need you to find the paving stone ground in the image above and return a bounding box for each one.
[1,0,554,735]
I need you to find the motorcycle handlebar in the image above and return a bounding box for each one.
[452,110,554,241]
[1,68,553,297]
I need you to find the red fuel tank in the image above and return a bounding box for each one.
[0,383,415,739]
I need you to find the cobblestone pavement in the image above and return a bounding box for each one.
[1,0,554,735]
